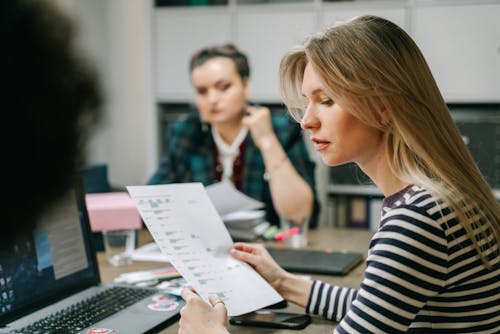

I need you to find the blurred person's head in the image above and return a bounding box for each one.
[1,0,102,244]
[189,44,250,127]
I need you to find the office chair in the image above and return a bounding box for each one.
[80,164,112,251]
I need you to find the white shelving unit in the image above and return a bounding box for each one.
[152,0,500,103]
[154,8,232,101]
[235,5,317,101]
[413,2,500,102]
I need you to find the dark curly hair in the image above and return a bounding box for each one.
[189,43,250,80]
[0,0,102,244]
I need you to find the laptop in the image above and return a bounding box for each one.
[0,180,184,334]
[266,248,364,276]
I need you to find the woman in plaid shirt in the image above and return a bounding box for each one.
[149,44,320,228]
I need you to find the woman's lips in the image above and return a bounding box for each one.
[311,137,330,151]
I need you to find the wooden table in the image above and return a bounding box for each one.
[98,228,374,333]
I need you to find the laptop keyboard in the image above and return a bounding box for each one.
[13,286,156,334]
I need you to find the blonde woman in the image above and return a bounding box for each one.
[178,16,500,333]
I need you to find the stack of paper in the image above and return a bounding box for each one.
[206,181,268,241]
[222,210,269,241]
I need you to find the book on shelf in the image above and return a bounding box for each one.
[332,194,383,231]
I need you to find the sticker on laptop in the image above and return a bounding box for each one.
[88,328,116,334]
[148,294,179,312]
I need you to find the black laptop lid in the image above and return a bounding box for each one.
[0,180,100,325]
[266,248,364,276]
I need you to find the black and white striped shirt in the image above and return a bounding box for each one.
[307,185,500,333]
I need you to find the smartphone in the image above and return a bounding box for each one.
[265,299,288,309]
[229,310,311,329]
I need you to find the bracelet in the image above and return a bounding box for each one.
[263,156,288,182]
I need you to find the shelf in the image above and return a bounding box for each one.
[155,0,228,7]
[328,185,382,197]
[154,0,359,6]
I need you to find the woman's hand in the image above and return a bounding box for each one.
[179,289,229,334]
[231,243,313,307]
[230,242,289,291]
[242,105,277,151]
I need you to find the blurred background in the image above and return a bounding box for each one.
[56,0,500,228]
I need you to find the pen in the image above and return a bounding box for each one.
[115,266,179,285]
[261,225,279,240]
[135,279,160,287]
[274,226,300,241]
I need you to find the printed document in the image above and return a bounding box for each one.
[205,180,264,216]
[126,183,283,316]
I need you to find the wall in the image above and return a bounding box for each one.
[55,0,154,187]
[54,0,500,195]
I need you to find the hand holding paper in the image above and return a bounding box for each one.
[126,183,283,316]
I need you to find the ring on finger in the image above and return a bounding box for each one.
[213,300,225,307]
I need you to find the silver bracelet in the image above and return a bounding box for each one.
[263,156,288,182]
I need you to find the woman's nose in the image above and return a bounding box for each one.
[300,105,319,130]
[207,89,220,103]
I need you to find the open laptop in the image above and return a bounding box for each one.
[266,248,364,276]
[0,180,184,334]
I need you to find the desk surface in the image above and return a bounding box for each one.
[97,228,374,334]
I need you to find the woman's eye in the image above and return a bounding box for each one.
[217,83,231,91]
[320,99,334,106]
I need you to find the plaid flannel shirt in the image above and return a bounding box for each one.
[148,112,320,228]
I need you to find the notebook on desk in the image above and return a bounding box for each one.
[0,180,184,334]
[266,248,364,276]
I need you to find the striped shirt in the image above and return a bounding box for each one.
[307,185,500,333]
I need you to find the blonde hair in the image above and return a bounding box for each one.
[280,15,500,267]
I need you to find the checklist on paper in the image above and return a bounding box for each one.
[126,183,283,316]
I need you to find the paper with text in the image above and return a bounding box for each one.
[206,181,264,216]
[126,183,283,316]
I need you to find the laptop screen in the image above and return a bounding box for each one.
[0,182,100,325]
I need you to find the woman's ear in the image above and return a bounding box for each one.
[242,78,251,101]
[380,108,391,126]
[378,102,392,127]
[370,98,391,127]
